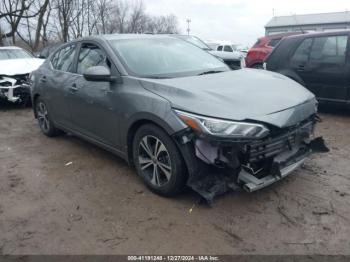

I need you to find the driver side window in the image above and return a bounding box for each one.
[77,43,110,75]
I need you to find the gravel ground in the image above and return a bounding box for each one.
[0,104,350,255]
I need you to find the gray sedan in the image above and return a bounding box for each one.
[30,34,328,202]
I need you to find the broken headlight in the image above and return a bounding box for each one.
[175,110,269,139]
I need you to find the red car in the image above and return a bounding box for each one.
[245,33,300,69]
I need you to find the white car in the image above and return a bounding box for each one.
[0,46,44,103]
[171,35,245,70]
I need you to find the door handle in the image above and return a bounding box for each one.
[297,65,305,72]
[69,83,79,93]
[40,76,47,83]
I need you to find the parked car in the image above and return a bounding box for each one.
[265,30,350,106]
[215,43,238,53]
[0,46,44,104]
[172,35,245,70]
[31,34,327,202]
[246,33,300,69]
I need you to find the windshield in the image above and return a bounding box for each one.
[109,38,228,78]
[0,49,33,60]
[175,35,211,50]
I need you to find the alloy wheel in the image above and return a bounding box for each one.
[138,135,172,187]
[37,101,50,133]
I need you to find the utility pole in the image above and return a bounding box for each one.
[186,19,191,35]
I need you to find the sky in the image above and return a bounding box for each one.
[145,0,350,47]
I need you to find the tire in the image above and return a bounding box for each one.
[132,124,187,196]
[35,98,62,137]
[252,63,263,69]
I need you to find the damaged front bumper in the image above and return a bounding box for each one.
[0,75,31,103]
[238,146,310,193]
[175,117,329,203]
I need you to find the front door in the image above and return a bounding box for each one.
[68,42,120,147]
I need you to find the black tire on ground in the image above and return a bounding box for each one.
[35,98,62,137]
[132,124,187,196]
[252,63,264,69]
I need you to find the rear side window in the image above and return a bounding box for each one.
[291,38,313,63]
[51,44,76,72]
[77,44,109,75]
[267,38,281,47]
[224,45,233,52]
[217,46,223,51]
[309,35,348,64]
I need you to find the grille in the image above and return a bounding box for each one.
[247,133,296,162]
[13,74,30,86]
[246,120,314,163]
[13,86,30,96]
[0,81,12,87]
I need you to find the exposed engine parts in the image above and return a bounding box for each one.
[0,74,31,103]
[175,116,329,203]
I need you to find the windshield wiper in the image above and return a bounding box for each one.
[198,70,224,76]
[143,76,170,79]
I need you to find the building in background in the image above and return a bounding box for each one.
[265,11,350,35]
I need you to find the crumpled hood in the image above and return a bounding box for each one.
[0,58,44,76]
[140,69,317,128]
[209,50,242,61]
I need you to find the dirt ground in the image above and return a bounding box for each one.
[1,103,350,255]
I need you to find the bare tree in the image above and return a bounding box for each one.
[128,0,146,33]
[33,0,49,49]
[1,0,37,44]
[0,0,181,48]
[146,15,180,34]
[54,0,76,42]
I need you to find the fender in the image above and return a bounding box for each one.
[121,110,188,164]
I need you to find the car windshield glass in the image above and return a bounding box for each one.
[109,38,228,78]
[0,49,33,60]
[176,35,211,50]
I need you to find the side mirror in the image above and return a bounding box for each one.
[83,66,116,82]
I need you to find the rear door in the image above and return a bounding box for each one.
[44,44,78,127]
[289,37,314,90]
[290,34,350,102]
[307,34,350,102]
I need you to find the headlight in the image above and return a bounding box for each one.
[175,110,269,139]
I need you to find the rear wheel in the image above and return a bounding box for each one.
[35,98,62,137]
[132,124,187,196]
[252,63,263,69]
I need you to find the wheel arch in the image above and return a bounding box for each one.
[125,113,185,166]
[32,93,41,118]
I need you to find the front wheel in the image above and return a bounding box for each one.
[35,98,62,137]
[132,124,187,196]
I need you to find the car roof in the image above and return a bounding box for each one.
[284,29,350,40]
[101,34,177,41]
[62,34,179,46]
[262,32,302,40]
